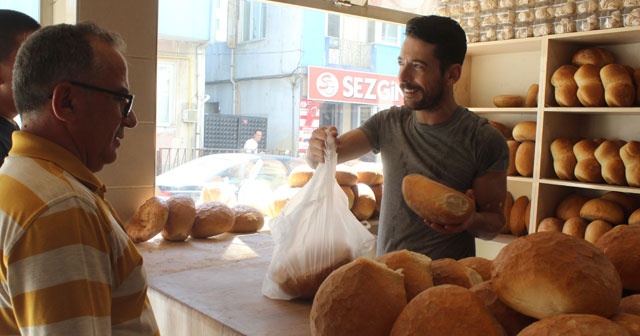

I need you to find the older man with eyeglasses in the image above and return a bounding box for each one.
[0,22,158,334]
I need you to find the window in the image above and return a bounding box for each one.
[357,106,376,127]
[327,13,340,38]
[156,62,175,126]
[368,21,401,45]
[240,0,267,42]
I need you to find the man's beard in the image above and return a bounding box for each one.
[401,77,445,111]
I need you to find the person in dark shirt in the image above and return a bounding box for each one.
[0,9,40,166]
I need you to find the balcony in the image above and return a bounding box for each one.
[326,37,372,69]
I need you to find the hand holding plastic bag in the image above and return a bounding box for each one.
[262,131,376,300]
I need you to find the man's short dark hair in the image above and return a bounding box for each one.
[405,15,467,73]
[0,9,40,62]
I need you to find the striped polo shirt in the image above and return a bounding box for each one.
[0,131,159,335]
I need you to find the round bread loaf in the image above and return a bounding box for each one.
[575,64,606,107]
[524,83,539,107]
[562,216,588,239]
[550,137,578,180]
[390,284,507,336]
[515,141,535,177]
[161,195,196,242]
[310,257,406,336]
[470,281,537,335]
[512,121,536,142]
[556,193,591,221]
[351,183,376,221]
[619,295,640,316]
[506,140,520,176]
[509,195,529,237]
[431,258,483,289]
[288,165,314,187]
[537,217,564,233]
[371,183,382,217]
[630,209,640,226]
[595,140,627,186]
[584,220,613,244]
[600,191,640,218]
[491,231,622,319]
[458,256,493,281]
[126,196,170,243]
[501,191,514,234]
[580,198,625,224]
[376,249,434,301]
[493,94,523,107]
[620,141,640,187]
[401,174,475,225]
[335,164,358,186]
[551,65,581,107]
[601,63,636,107]
[339,185,356,209]
[229,204,264,233]
[190,201,235,239]
[518,314,629,336]
[594,225,640,291]
[353,162,383,185]
[611,313,640,336]
[572,47,615,68]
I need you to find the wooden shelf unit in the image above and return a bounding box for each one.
[459,25,640,247]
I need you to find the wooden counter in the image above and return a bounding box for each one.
[137,232,312,336]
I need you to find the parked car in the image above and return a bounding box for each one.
[156,153,306,216]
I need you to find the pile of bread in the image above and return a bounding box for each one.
[275,161,383,222]
[125,195,265,243]
[489,119,537,178]
[310,229,640,335]
[551,46,640,107]
[538,191,640,242]
[551,137,640,186]
[501,192,531,237]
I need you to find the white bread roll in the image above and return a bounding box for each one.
[515,140,535,177]
[551,65,581,107]
[518,314,629,336]
[390,284,507,336]
[401,174,475,225]
[550,137,578,180]
[584,220,613,244]
[595,140,627,186]
[351,183,376,221]
[310,257,406,336]
[512,121,536,142]
[572,47,616,68]
[556,193,591,221]
[126,196,169,243]
[431,258,483,289]
[470,281,537,335]
[524,83,539,107]
[580,198,625,224]
[600,63,636,107]
[229,204,264,233]
[575,64,606,107]
[493,94,523,107]
[537,217,564,233]
[574,138,604,183]
[190,201,235,239]
[509,195,529,237]
[491,231,622,319]
[620,141,640,187]
[506,140,520,176]
[376,249,434,301]
[161,195,196,242]
[458,256,493,281]
[594,225,640,291]
[562,216,588,239]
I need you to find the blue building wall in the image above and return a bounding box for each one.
[158,0,211,41]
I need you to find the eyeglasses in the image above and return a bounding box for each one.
[69,81,134,119]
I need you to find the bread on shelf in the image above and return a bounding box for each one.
[551,65,581,107]
[600,63,636,107]
[574,64,606,107]
[571,46,615,69]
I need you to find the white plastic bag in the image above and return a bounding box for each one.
[262,131,376,300]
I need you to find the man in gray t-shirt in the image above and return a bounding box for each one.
[305,15,509,260]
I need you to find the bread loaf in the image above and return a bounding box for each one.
[518,314,628,336]
[600,191,640,218]
[572,47,615,68]
[524,83,539,107]
[620,141,640,187]
[634,68,640,106]
[390,284,507,336]
[509,195,529,237]
[470,281,537,335]
[341,185,356,209]
[401,174,475,225]
[458,256,493,281]
[556,193,591,221]
[584,220,613,244]
[515,141,535,177]
[595,140,627,185]
[619,295,640,316]
[288,165,314,187]
[512,121,536,142]
[431,258,484,289]
[351,183,376,221]
[493,94,523,107]
[610,313,640,336]
[506,140,519,176]
[126,196,169,243]
[594,225,640,291]
[630,209,640,225]
[376,249,434,301]
[353,162,383,185]
[580,198,625,224]
[190,201,235,239]
[310,257,406,336]
[601,63,636,107]
[562,216,588,238]
[550,65,581,107]
[229,204,264,233]
[575,64,606,107]
[537,217,564,232]
[491,231,622,319]
[550,137,578,180]
[161,195,196,242]
[371,183,382,218]
[335,164,358,186]
[574,138,603,183]
[271,186,299,217]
